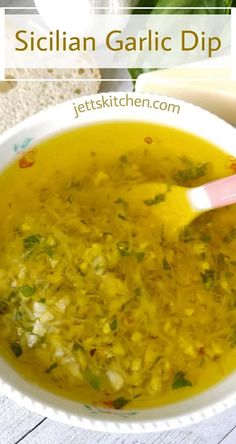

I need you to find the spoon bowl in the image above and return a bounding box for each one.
[118,174,236,239]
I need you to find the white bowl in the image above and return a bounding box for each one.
[0,92,235,433]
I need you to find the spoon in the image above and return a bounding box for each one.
[119,175,236,239]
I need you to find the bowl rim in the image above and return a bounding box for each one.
[0,91,235,155]
[0,91,236,433]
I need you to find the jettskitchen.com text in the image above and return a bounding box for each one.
[73,94,181,118]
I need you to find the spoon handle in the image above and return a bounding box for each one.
[188,175,236,212]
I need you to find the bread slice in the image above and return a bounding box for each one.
[0,68,101,134]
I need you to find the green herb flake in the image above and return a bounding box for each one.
[70,179,81,189]
[129,67,156,82]
[46,362,58,374]
[230,328,236,346]
[39,298,46,303]
[200,252,206,261]
[163,257,171,270]
[179,155,193,166]
[115,197,123,204]
[11,342,23,358]
[136,251,145,263]
[73,340,85,352]
[223,228,236,244]
[200,233,211,243]
[133,393,141,399]
[113,397,130,409]
[225,272,234,278]
[19,285,36,298]
[118,214,127,221]
[114,197,128,209]
[119,155,128,163]
[0,299,9,315]
[45,246,55,257]
[179,226,195,243]
[143,193,165,206]
[217,253,229,265]
[134,287,141,296]
[172,371,192,390]
[78,267,86,277]
[15,310,23,321]
[201,269,215,291]
[174,163,209,184]
[110,318,118,331]
[23,234,41,249]
[117,241,131,257]
[82,369,101,390]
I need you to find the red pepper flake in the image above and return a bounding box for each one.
[100,400,114,408]
[123,315,133,326]
[90,348,96,357]
[144,136,153,145]
[198,346,205,355]
[228,156,236,173]
[19,151,35,169]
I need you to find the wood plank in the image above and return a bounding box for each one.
[1,1,35,7]
[0,395,44,444]
[164,406,236,444]
[218,426,236,444]
[18,405,236,444]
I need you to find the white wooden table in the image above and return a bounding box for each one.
[0,393,236,444]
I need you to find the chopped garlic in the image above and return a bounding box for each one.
[131,358,142,371]
[207,343,223,358]
[21,223,31,232]
[54,347,65,359]
[185,308,194,316]
[55,297,69,313]
[33,302,46,319]
[50,259,58,269]
[18,266,26,280]
[61,355,76,365]
[106,370,124,391]
[46,235,56,246]
[33,320,46,337]
[113,343,125,356]
[131,331,142,342]
[148,376,162,394]
[40,311,54,323]
[103,322,111,334]
[92,256,106,275]
[25,333,38,348]
[68,363,81,378]
[94,171,109,186]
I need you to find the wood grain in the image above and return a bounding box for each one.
[7,404,236,444]
[0,395,43,444]
[1,1,35,7]
[218,427,236,444]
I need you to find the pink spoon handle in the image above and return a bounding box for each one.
[203,175,236,209]
[188,175,236,212]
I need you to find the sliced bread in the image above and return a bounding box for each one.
[0,68,101,134]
